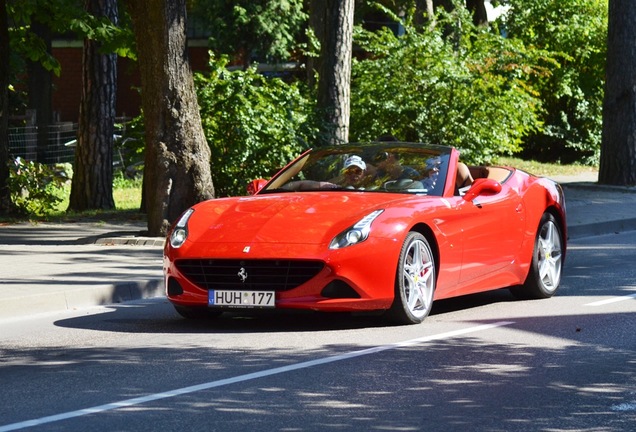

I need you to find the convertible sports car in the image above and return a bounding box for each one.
[164,142,566,324]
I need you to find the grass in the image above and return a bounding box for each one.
[1,177,144,225]
[56,178,143,223]
[55,179,142,212]
[495,156,598,177]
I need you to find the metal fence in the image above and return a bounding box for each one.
[8,122,78,165]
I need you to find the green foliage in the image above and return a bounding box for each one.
[503,0,608,165]
[7,158,70,216]
[112,171,142,190]
[79,13,136,59]
[191,0,307,66]
[6,0,135,79]
[350,6,552,164]
[195,55,316,196]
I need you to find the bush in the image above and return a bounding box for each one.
[350,6,553,165]
[195,55,317,196]
[7,158,70,216]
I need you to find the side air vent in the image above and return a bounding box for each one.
[167,277,184,296]
[321,280,361,299]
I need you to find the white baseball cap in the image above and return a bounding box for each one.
[343,155,366,171]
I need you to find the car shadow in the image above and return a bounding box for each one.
[53,289,517,334]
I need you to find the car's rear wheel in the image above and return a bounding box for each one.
[511,212,563,299]
[386,232,436,325]
[174,305,223,320]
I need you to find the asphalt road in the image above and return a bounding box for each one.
[1,232,635,432]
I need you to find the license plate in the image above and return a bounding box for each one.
[209,290,275,308]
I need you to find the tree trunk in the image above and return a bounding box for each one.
[125,0,215,236]
[27,19,53,163]
[414,0,436,28]
[313,0,354,146]
[68,0,118,211]
[0,0,14,215]
[599,0,636,186]
[466,0,488,26]
[306,0,322,89]
[433,0,488,26]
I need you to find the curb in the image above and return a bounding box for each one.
[95,237,165,247]
[0,279,164,321]
[561,182,636,193]
[567,218,636,240]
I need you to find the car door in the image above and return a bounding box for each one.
[453,181,525,285]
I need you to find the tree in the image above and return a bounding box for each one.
[350,7,546,164]
[124,0,214,236]
[504,0,607,165]
[310,0,355,146]
[195,56,314,197]
[0,0,14,215]
[430,0,485,22]
[1,0,64,217]
[68,0,118,211]
[2,0,133,216]
[465,0,487,26]
[192,0,306,69]
[599,0,636,186]
[27,18,53,162]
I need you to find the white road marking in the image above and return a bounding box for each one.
[611,402,636,412]
[584,292,636,307]
[0,321,513,432]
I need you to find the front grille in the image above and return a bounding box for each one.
[175,259,325,291]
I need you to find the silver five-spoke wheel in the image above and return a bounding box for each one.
[512,212,564,299]
[387,232,436,324]
[537,218,563,292]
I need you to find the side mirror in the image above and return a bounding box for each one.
[462,178,502,202]
[247,179,267,195]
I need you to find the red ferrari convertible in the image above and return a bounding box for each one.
[164,142,566,324]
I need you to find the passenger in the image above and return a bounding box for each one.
[421,156,442,191]
[372,150,420,182]
[456,162,474,195]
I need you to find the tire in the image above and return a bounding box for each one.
[174,305,223,320]
[386,232,436,324]
[511,212,564,299]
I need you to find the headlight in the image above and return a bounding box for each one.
[169,208,195,248]
[329,210,384,249]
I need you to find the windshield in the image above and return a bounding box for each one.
[262,143,452,196]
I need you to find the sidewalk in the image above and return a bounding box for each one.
[551,171,636,238]
[0,221,165,320]
[1,172,635,321]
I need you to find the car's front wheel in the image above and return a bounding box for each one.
[511,212,564,299]
[386,232,436,325]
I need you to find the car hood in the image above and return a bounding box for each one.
[186,192,415,246]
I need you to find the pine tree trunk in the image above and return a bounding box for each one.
[599,0,636,186]
[125,0,215,236]
[27,20,53,163]
[314,0,354,146]
[68,0,118,211]
[0,0,14,215]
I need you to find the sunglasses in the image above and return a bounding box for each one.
[344,167,363,175]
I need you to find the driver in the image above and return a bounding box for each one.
[340,155,368,189]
